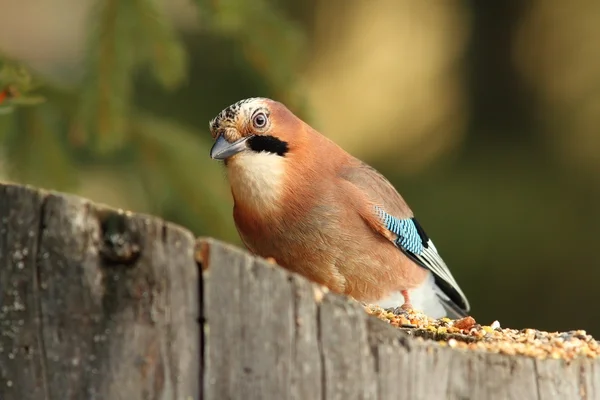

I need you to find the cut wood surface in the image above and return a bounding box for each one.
[1,182,599,400]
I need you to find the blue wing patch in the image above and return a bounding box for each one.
[375,207,424,254]
[374,206,471,315]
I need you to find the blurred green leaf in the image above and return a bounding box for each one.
[9,95,46,106]
[0,61,42,92]
[0,60,47,112]
[0,105,15,115]
[0,110,14,140]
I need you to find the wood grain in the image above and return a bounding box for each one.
[0,183,199,400]
[200,237,600,400]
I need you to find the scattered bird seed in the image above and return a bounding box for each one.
[364,305,599,361]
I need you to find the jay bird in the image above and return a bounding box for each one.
[209,97,470,318]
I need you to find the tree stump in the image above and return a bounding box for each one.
[1,182,599,400]
[199,238,600,400]
[0,183,199,400]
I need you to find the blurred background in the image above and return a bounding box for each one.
[0,0,599,335]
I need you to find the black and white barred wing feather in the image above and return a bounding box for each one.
[339,161,470,317]
[376,206,470,317]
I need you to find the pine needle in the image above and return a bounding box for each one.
[133,0,189,89]
[79,0,139,153]
[79,0,189,153]
[205,0,307,109]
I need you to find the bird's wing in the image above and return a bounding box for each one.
[339,161,470,316]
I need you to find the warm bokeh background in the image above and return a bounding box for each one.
[1,0,599,335]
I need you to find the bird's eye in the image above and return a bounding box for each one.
[252,112,268,129]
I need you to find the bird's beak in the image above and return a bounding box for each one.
[210,135,252,160]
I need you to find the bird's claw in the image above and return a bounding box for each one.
[385,306,413,317]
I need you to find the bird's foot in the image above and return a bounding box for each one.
[385,305,413,317]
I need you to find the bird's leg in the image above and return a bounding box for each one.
[400,290,413,311]
[386,290,414,316]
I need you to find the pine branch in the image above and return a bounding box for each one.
[200,0,307,108]
[79,0,139,153]
[0,59,46,114]
[132,0,188,89]
[79,0,188,154]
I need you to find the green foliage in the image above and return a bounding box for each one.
[197,0,306,109]
[131,112,232,237]
[0,60,46,114]
[79,0,189,152]
[2,104,77,190]
[0,0,307,241]
[135,0,188,89]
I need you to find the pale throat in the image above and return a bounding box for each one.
[227,151,286,211]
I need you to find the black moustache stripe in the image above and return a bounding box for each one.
[247,135,289,156]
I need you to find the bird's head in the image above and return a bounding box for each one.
[208,97,322,211]
[209,97,298,162]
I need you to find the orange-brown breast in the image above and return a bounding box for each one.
[228,118,428,302]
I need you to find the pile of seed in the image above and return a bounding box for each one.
[364,305,599,360]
